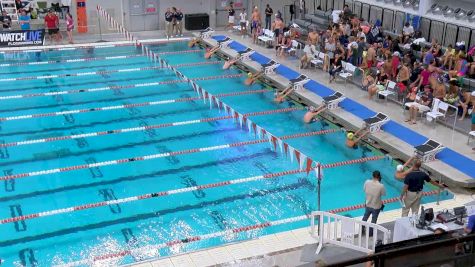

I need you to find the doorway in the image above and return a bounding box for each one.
[125,0,159,31]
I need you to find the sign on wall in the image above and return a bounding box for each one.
[0,30,45,47]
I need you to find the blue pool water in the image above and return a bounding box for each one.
[0,42,451,266]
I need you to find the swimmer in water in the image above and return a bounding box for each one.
[346,128,369,148]
[205,45,220,59]
[188,37,201,48]
[245,71,264,85]
[394,156,416,180]
[303,105,327,123]
[223,56,239,69]
[274,86,293,103]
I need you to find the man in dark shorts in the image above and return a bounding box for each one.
[44,10,61,43]
[264,4,273,29]
[0,10,12,30]
[400,159,445,217]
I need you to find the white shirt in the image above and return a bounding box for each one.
[403,25,414,35]
[357,31,366,42]
[239,12,247,23]
[331,10,342,24]
[303,44,316,57]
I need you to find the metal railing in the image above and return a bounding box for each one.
[310,211,391,255]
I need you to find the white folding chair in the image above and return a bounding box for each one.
[338,63,356,84]
[378,81,397,102]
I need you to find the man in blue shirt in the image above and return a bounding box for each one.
[423,47,434,65]
[465,215,475,234]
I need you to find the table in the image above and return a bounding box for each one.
[393,217,463,242]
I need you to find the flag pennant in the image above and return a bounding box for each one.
[295,149,301,166]
[238,114,243,128]
[284,143,289,157]
[299,153,307,171]
[208,93,214,109]
[277,138,283,154]
[203,91,209,104]
[306,158,313,175]
[252,123,257,137]
[256,125,262,139]
[271,135,278,152]
[246,118,253,134]
[289,146,295,163]
[243,116,248,131]
[267,134,273,150]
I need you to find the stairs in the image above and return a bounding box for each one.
[1,0,19,22]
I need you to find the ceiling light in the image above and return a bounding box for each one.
[402,0,411,7]
[443,7,454,17]
[394,0,403,5]
[467,10,475,22]
[455,9,467,19]
[431,4,442,15]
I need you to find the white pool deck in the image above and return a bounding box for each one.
[2,30,474,267]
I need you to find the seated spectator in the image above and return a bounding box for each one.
[362,70,376,91]
[300,42,316,69]
[276,33,292,57]
[368,68,388,99]
[405,85,433,124]
[409,61,422,87]
[416,64,431,90]
[18,9,30,30]
[423,47,435,65]
[443,82,459,105]
[0,10,12,30]
[404,86,418,104]
[329,53,343,83]
[323,37,336,71]
[401,22,414,44]
[433,75,446,100]
[397,62,410,92]
[449,53,468,81]
[442,44,455,70]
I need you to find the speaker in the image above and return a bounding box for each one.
[185,13,210,31]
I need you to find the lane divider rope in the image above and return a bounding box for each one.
[53,189,439,267]
[0,50,200,67]
[0,129,340,182]
[0,156,384,224]
[0,60,222,83]
[0,63,232,101]
[0,74,244,122]
[1,104,300,148]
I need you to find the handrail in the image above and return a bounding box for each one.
[310,211,391,255]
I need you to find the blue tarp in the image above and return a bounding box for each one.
[215,35,475,179]
[212,35,227,41]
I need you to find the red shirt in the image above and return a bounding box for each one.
[45,14,58,29]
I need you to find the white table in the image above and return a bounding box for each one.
[393,217,463,242]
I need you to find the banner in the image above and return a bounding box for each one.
[0,29,45,47]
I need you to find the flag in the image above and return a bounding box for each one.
[306,158,313,175]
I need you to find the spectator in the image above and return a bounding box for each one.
[324,37,336,71]
[397,62,410,92]
[239,8,247,35]
[329,52,343,83]
[300,41,316,69]
[0,10,12,30]
[449,53,468,80]
[276,32,292,57]
[401,22,414,44]
[464,211,475,234]
[433,75,446,101]
[19,9,30,30]
[44,10,61,44]
[272,15,284,44]
[442,44,455,70]
[391,51,401,79]
[164,8,173,39]
[405,85,433,124]
[362,70,376,91]
[362,170,386,235]
[400,159,445,217]
[443,82,459,105]
[250,6,261,37]
[225,2,235,31]
[175,8,184,37]
[368,68,388,99]
[307,27,319,47]
[264,4,273,30]
[252,21,262,44]
[65,12,74,44]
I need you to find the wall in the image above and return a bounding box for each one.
[68,0,124,34]
[157,0,214,29]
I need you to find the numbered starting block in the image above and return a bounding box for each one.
[322,91,345,110]
[363,112,389,133]
[261,60,280,75]
[414,139,444,163]
[289,75,310,91]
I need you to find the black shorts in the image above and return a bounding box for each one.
[48,28,59,35]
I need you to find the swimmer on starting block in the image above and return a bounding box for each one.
[303,105,327,123]
[274,86,293,103]
[346,128,369,149]
[245,71,264,85]
[394,156,416,180]
[188,37,201,48]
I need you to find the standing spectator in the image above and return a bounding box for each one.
[65,12,74,44]
[19,9,30,30]
[164,8,173,39]
[225,2,235,31]
[400,159,445,216]
[0,10,12,30]
[171,7,178,37]
[362,171,386,235]
[391,51,401,79]
[250,7,261,37]
[264,4,273,29]
[175,8,183,37]
[239,8,247,35]
[44,10,61,44]
[272,15,284,45]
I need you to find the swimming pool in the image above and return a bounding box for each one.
[0,41,451,266]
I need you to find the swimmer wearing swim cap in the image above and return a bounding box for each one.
[247,72,252,77]
[394,156,416,180]
[347,132,354,140]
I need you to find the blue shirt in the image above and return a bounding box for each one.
[424,52,434,65]
[19,15,30,30]
[467,215,475,233]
